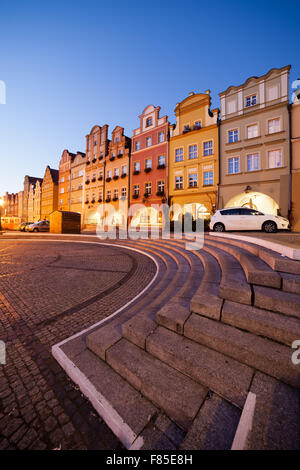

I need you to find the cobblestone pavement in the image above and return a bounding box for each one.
[0,240,156,450]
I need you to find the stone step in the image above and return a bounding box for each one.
[156,302,191,334]
[254,285,300,319]
[146,326,254,408]
[106,338,208,430]
[205,238,281,289]
[180,393,241,450]
[57,340,158,449]
[207,235,300,275]
[247,372,300,450]
[203,244,252,305]
[190,250,223,320]
[222,300,300,347]
[184,314,300,389]
[280,272,300,295]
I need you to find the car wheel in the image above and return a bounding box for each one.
[214,222,225,232]
[262,221,277,233]
[33,228,39,232]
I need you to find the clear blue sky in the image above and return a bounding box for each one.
[0,0,299,194]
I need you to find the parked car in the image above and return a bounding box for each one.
[25,220,50,232]
[18,222,34,231]
[210,207,290,233]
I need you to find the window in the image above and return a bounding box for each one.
[247,124,259,139]
[145,158,152,169]
[268,150,282,168]
[114,189,118,199]
[157,180,165,193]
[122,165,127,175]
[61,177,65,183]
[175,176,183,189]
[175,148,183,162]
[59,199,63,205]
[107,170,112,178]
[134,162,140,172]
[145,182,152,195]
[60,188,64,194]
[78,170,84,177]
[158,132,165,142]
[204,171,213,186]
[188,173,198,187]
[78,183,82,190]
[133,185,140,196]
[135,141,140,151]
[203,141,213,156]
[106,191,111,199]
[194,121,202,129]
[228,157,240,174]
[245,95,257,107]
[115,137,120,143]
[158,155,165,166]
[247,153,260,171]
[121,187,127,198]
[189,145,198,159]
[268,118,280,134]
[94,141,97,146]
[228,129,239,143]
[146,137,152,147]
[114,168,119,176]
[146,117,152,127]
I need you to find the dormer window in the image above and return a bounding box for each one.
[245,95,257,107]
[146,117,152,127]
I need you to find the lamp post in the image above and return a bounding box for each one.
[0,197,3,233]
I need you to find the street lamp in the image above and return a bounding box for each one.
[0,197,3,232]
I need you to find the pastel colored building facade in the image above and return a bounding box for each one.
[130,105,169,227]
[218,65,291,217]
[22,175,43,221]
[58,150,76,212]
[70,152,86,218]
[104,126,131,227]
[291,93,300,231]
[41,166,59,220]
[27,184,35,222]
[84,125,109,227]
[33,180,42,222]
[169,91,219,221]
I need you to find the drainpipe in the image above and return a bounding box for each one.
[288,103,292,221]
[217,115,221,210]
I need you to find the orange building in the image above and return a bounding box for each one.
[130,105,169,227]
[70,151,86,218]
[105,126,131,227]
[41,166,59,220]
[58,149,76,211]
[84,125,109,227]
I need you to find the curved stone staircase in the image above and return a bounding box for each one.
[53,234,300,450]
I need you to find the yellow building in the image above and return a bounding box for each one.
[41,166,59,220]
[169,91,219,221]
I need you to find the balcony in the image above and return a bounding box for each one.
[132,194,139,199]
[106,197,111,203]
[106,177,111,182]
[85,180,90,185]
[117,153,123,158]
[121,173,127,178]
[133,170,140,175]
[144,167,152,173]
[110,156,115,162]
[157,164,166,170]
[113,175,119,180]
[98,176,103,181]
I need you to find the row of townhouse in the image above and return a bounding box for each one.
[4,64,300,231]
